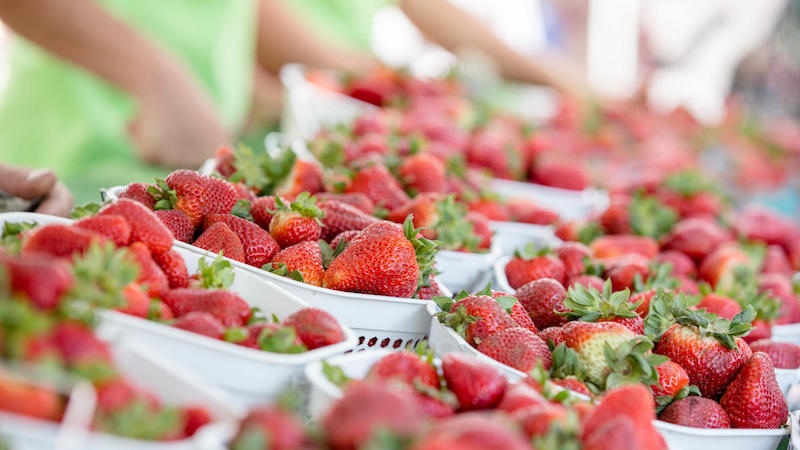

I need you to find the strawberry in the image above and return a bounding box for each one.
[75,215,131,247]
[465,211,492,250]
[346,163,409,210]
[151,171,206,227]
[698,243,750,289]
[415,275,444,300]
[154,209,194,243]
[485,290,538,333]
[515,278,568,329]
[600,194,632,234]
[117,182,155,209]
[50,321,112,366]
[323,381,424,450]
[497,381,547,414]
[268,193,324,248]
[250,196,279,229]
[164,289,251,327]
[323,220,427,298]
[532,159,589,191]
[238,322,307,353]
[562,320,637,386]
[199,175,239,216]
[231,182,257,203]
[466,126,525,180]
[568,274,605,292]
[415,392,456,419]
[467,198,510,222]
[268,240,325,286]
[590,235,659,259]
[366,350,439,388]
[748,339,800,369]
[556,242,591,279]
[507,198,559,225]
[21,224,105,258]
[629,289,658,317]
[654,307,754,398]
[665,217,730,261]
[173,312,225,339]
[538,326,566,347]
[477,326,552,372]
[274,159,324,199]
[733,206,793,247]
[513,402,572,439]
[314,192,374,214]
[650,360,689,398]
[282,307,344,350]
[388,194,481,251]
[400,152,446,194]
[437,294,516,346]
[655,250,696,277]
[411,411,530,450]
[98,199,173,255]
[442,353,507,410]
[697,293,741,320]
[761,244,793,276]
[582,384,664,450]
[319,200,379,242]
[1,253,73,310]
[330,230,360,249]
[181,406,212,438]
[505,251,566,290]
[658,396,730,428]
[115,283,151,318]
[126,242,169,299]
[231,406,309,450]
[192,222,245,263]
[204,214,280,267]
[151,249,189,289]
[720,352,788,428]
[564,280,645,334]
[744,319,772,343]
[604,254,650,291]
[553,378,592,397]
[0,374,64,421]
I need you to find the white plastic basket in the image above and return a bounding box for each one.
[653,420,789,450]
[489,178,608,221]
[492,256,516,294]
[772,324,800,345]
[489,221,561,257]
[435,244,500,294]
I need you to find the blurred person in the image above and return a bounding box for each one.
[0,164,72,216]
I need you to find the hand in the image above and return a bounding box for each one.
[0,164,73,217]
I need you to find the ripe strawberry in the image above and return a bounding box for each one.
[658,396,730,428]
[655,250,696,277]
[250,196,279,229]
[151,249,189,289]
[600,195,632,234]
[154,209,194,243]
[268,240,325,286]
[164,288,251,327]
[497,381,547,414]
[192,222,245,263]
[1,253,73,310]
[98,199,173,255]
[414,392,456,419]
[269,193,324,248]
[399,152,446,194]
[21,224,105,258]
[204,214,280,267]
[697,293,741,320]
[651,360,689,398]
[562,320,637,386]
[538,326,566,347]
[467,199,510,222]
[744,319,772,343]
[0,374,64,421]
[367,350,439,388]
[442,353,507,410]
[231,406,309,450]
[564,280,645,334]
[153,171,206,226]
[665,217,730,261]
[149,300,174,321]
[75,215,131,247]
[439,294,516,346]
[604,254,650,291]
[50,321,111,366]
[733,206,794,247]
[698,243,750,289]
[590,235,659,259]
[582,384,664,450]
[322,221,423,298]
[416,275,444,300]
[346,163,409,210]
[274,159,324,199]
[117,182,155,209]
[323,381,424,449]
[568,274,605,292]
[282,307,344,350]
[515,278,568,329]
[181,406,212,438]
[629,289,658,317]
[319,200,379,242]
[200,175,239,216]
[761,244,793,276]
[115,283,151,318]
[748,339,800,369]
[314,192,374,214]
[477,327,552,372]
[465,211,492,250]
[487,291,538,333]
[126,242,169,299]
[507,198,559,225]
[513,402,572,439]
[556,242,591,278]
[720,352,788,428]
[552,378,592,397]
[654,309,754,398]
[532,159,590,191]
[329,229,360,249]
[505,252,566,289]
[234,322,307,353]
[231,182,256,203]
[173,311,225,339]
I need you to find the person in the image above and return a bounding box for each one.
[0,163,73,217]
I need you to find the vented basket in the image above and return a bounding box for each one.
[489,178,608,221]
[653,420,789,450]
[489,221,561,257]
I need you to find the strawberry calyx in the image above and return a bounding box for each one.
[673,305,755,350]
[603,336,668,392]
[531,412,582,450]
[413,379,459,409]
[628,191,678,239]
[264,262,305,283]
[403,216,439,293]
[0,296,54,360]
[633,262,678,293]
[319,239,347,269]
[432,195,482,252]
[654,384,701,414]
[643,290,693,341]
[663,170,719,198]
[474,282,518,313]
[272,192,325,223]
[563,279,640,322]
[1,221,37,255]
[528,362,579,405]
[322,361,350,387]
[146,179,178,211]
[70,202,105,219]
[716,265,780,322]
[230,199,253,221]
[435,303,479,339]
[576,221,604,245]
[550,343,587,382]
[65,242,139,321]
[192,254,234,290]
[94,398,181,440]
[257,326,307,354]
[229,144,297,195]
[409,339,435,366]
[513,242,552,260]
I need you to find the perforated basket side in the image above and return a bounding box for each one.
[349,329,428,352]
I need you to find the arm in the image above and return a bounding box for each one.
[0,0,228,168]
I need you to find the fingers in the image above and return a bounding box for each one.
[0,164,57,199]
[34,181,74,218]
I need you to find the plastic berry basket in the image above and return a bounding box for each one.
[652,420,789,450]
[434,240,501,294]
[489,221,561,257]
[488,178,609,221]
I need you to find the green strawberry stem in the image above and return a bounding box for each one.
[563,279,639,322]
[403,216,439,292]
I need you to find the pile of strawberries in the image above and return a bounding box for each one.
[116,168,442,299]
[231,348,667,449]
[0,250,213,440]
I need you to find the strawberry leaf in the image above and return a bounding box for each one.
[322,361,350,387]
[195,254,235,289]
[231,199,253,221]
[629,191,678,239]
[69,202,104,219]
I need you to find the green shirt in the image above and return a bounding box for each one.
[0,0,256,203]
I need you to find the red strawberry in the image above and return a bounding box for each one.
[733,206,794,247]
[117,182,155,209]
[115,283,151,318]
[75,215,131,247]
[367,350,439,388]
[173,312,225,339]
[0,374,64,421]
[282,307,344,350]
[200,175,239,216]
[552,378,592,397]
[322,221,423,298]
[720,352,788,428]
[323,381,424,450]
[319,200,379,242]
[154,209,194,243]
[192,222,245,263]
[126,242,169,299]
[467,199,510,222]
[399,152,446,194]
[50,322,111,366]
[505,253,566,289]
[250,196,279,229]
[231,406,309,450]
[269,240,325,286]
[497,381,547,414]
[562,320,638,386]
[655,250,696,277]
[651,360,689,398]
[346,163,409,210]
[441,295,516,346]
[604,254,650,291]
[181,406,212,438]
[149,300,174,321]
[21,224,105,258]
[698,243,750,289]
[557,242,591,279]
[515,278,568,329]
[411,412,530,450]
[537,326,566,347]
[629,289,658,317]
[330,230,360,249]
[98,199,173,254]
[156,171,207,227]
[600,195,632,234]
[477,327,552,372]
[213,145,236,177]
[697,294,741,320]
[513,402,571,439]
[164,289,251,327]
[744,319,772,343]
[762,245,794,276]
[269,194,324,248]
[563,280,645,334]
[658,396,730,428]
[591,235,659,259]
[1,253,73,310]
[748,339,800,369]
[415,392,456,419]
[507,198,559,225]
[151,249,189,289]
[314,192,374,214]
[274,159,324,199]
[442,353,507,410]
[204,214,280,267]
[582,385,664,450]
[232,182,256,203]
[532,159,589,191]
[491,293,538,333]
[568,274,605,292]
[665,217,730,261]
[465,211,492,250]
